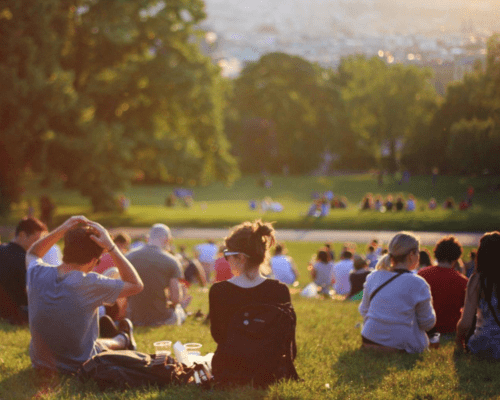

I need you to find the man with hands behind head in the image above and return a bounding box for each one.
[26,216,144,374]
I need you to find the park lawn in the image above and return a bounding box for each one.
[5,173,500,232]
[0,240,484,400]
[2,295,500,400]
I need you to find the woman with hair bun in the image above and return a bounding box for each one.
[456,232,500,358]
[209,220,295,382]
[359,232,436,353]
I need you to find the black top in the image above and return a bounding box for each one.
[0,242,28,310]
[348,270,372,298]
[209,279,291,344]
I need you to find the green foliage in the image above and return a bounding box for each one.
[0,0,238,214]
[227,53,341,174]
[336,55,438,172]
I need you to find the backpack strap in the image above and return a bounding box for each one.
[369,270,409,302]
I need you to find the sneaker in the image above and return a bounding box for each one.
[118,318,136,351]
[99,315,120,338]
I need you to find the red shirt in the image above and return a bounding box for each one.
[418,266,468,333]
[214,257,233,282]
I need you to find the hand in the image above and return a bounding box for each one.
[60,215,90,232]
[87,221,114,251]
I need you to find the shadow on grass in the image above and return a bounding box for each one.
[0,320,28,333]
[333,348,421,390]
[453,351,500,399]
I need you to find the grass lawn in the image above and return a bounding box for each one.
[0,241,487,400]
[5,173,500,232]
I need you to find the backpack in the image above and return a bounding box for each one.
[212,302,299,388]
[77,350,211,390]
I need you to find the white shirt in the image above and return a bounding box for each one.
[359,270,436,353]
[270,255,296,285]
[195,243,218,264]
[332,259,354,295]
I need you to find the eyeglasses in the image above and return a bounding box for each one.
[223,250,249,261]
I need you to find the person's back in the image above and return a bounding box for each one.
[28,263,123,372]
[127,244,181,325]
[271,255,296,285]
[332,253,354,295]
[313,261,334,294]
[418,236,467,334]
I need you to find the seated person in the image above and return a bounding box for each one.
[359,232,436,353]
[214,246,233,282]
[406,195,416,211]
[209,220,296,385]
[127,224,191,326]
[270,243,298,285]
[457,232,500,359]
[310,249,334,295]
[332,249,354,295]
[418,236,468,334]
[0,217,47,324]
[26,216,144,374]
[347,255,372,299]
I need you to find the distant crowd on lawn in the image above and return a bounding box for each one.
[1,213,499,387]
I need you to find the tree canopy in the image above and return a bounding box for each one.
[0,0,238,214]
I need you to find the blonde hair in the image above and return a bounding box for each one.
[376,232,419,271]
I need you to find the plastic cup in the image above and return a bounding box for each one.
[154,341,172,358]
[184,342,202,356]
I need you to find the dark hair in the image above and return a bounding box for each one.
[419,250,432,267]
[476,232,500,310]
[113,232,131,246]
[433,236,462,263]
[470,250,477,260]
[15,217,47,237]
[317,250,329,263]
[225,220,275,275]
[63,227,103,265]
[342,250,353,259]
[274,243,284,255]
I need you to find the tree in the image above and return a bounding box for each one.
[336,55,438,172]
[227,52,341,174]
[0,0,238,214]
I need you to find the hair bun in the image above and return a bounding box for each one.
[254,220,273,237]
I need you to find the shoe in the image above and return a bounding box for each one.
[99,315,120,338]
[118,318,136,351]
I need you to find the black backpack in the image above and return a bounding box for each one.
[78,350,211,390]
[212,302,299,388]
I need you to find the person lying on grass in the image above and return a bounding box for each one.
[26,216,144,374]
[359,232,436,353]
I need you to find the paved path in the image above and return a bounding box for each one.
[0,225,483,246]
[108,227,484,247]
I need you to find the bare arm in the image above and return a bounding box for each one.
[87,221,144,298]
[456,273,480,351]
[26,216,89,267]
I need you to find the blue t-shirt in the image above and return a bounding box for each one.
[27,259,123,373]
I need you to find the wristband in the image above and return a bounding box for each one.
[107,244,116,253]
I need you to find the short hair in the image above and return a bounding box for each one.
[274,243,284,255]
[434,236,462,263]
[113,232,131,246]
[149,224,171,241]
[62,227,103,265]
[15,217,47,237]
[317,249,329,263]
[419,250,432,267]
[353,254,367,270]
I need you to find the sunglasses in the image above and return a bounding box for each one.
[223,250,249,261]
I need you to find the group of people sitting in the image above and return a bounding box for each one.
[361,193,417,212]
[1,215,499,387]
[307,191,348,217]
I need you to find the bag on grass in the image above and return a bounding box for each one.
[77,350,211,390]
[212,302,299,388]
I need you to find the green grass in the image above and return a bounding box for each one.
[0,240,485,400]
[5,173,500,232]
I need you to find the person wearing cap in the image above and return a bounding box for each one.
[126,223,191,326]
[26,216,143,374]
[347,254,372,300]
